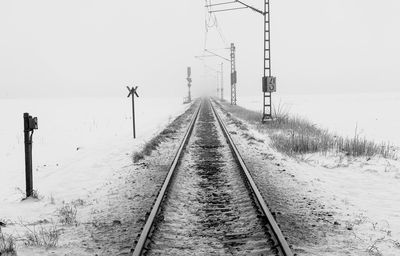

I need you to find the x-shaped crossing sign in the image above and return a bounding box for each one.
[127,86,139,98]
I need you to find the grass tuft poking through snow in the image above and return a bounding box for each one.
[216,100,397,159]
[133,135,166,162]
[58,204,78,225]
[22,222,60,248]
[15,187,43,201]
[30,189,42,200]
[0,228,16,255]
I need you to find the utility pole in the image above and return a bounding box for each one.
[220,62,224,100]
[195,59,221,99]
[206,0,277,121]
[216,70,220,98]
[230,43,237,105]
[261,0,276,122]
[195,46,234,102]
[127,86,139,139]
[187,67,192,103]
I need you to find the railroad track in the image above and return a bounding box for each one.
[131,98,293,256]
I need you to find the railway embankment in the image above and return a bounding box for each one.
[214,99,400,256]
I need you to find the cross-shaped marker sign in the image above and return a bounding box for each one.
[127,86,139,138]
[127,86,139,98]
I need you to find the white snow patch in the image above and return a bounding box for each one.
[216,100,400,255]
[239,92,400,146]
[0,97,188,222]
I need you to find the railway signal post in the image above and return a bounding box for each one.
[23,113,38,198]
[196,46,234,102]
[127,86,139,139]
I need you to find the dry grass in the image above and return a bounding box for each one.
[15,188,43,200]
[133,101,199,162]
[22,222,60,248]
[58,204,78,225]
[0,229,16,255]
[216,100,397,159]
[133,135,166,162]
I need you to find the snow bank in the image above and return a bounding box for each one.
[238,92,400,146]
[0,97,189,221]
[216,99,400,255]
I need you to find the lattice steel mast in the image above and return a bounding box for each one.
[195,47,234,102]
[230,43,237,105]
[263,0,272,121]
[206,0,277,121]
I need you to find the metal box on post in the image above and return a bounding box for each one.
[231,71,237,85]
[262,76,276,92]
[28,116,38,130]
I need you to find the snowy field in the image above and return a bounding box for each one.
[238,92,400,147]
[216,95,400,255]
[0,97,188,221]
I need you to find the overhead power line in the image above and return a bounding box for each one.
[204,0,228,49]
[204,0,279,123]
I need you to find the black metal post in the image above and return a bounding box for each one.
[127,86,139,139]
[132,95,136,139]
[23,113,33,197]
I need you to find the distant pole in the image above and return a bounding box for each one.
[23,113,38,198]
[230,43,237,105]
[194,47,232,101]
[187,67,192,102]
[207,2,274,119]
[216,71,219,98]
[220,62,224,100]
[127,86,139,139]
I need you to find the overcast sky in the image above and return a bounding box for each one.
[0,1,399,99]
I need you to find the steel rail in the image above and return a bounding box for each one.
[131,98,293,255]
[131,101,202,256]
[210,99,294,256]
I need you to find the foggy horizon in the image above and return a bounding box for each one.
[1,0,400,99]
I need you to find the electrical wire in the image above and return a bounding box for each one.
[204,0,228,50]
[202,0,229,89]
[215,18,227,46]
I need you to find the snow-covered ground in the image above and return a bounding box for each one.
[0,97,188,222]
[2,94,399,255]
[216,99,400,255]
[238,92,400,146]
